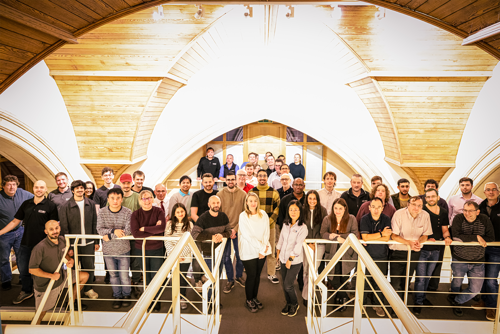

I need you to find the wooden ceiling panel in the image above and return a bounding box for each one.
[84,163,128,187]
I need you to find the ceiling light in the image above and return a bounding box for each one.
[286,5,294,19]
[152,5,164,21]
[331,5,342,20]
[194,5,204,20]
[244,5,253,18]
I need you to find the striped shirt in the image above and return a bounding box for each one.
[164,220,193,263]
[97,206,132,255]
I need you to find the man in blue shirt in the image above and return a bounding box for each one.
[0,175,33,291]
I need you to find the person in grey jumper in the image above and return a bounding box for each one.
[97,188,132,309]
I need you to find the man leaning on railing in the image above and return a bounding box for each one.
[29,220,89,323]
[448,200,494,318]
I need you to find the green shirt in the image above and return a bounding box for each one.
[107,192,140,212]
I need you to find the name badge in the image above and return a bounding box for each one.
[38,210,46,214]
[66,198,70,201]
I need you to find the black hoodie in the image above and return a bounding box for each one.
[340,188,371,217]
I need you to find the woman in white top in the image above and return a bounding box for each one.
[164,203,193,310]
[238,192,271,313]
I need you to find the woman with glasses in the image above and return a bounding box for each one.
[276,200,308,317]
[131,190,166,312]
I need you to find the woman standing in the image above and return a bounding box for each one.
[165,203,193,310]
[289,154,305,180]
[85,181,96,200]
[302,190,328,306]
[130,190,166,312]
[320,198,359,312]
[276,200,308,317]
[239,192,271,313]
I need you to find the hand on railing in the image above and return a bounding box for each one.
[212,234,223,243]
[114,229,126,238]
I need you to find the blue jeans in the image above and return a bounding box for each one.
[414,249,441,305]
[482,247,500,308]
[104,252,131,298]
[223,235,243,282]
[451,259,485,304]
[0,226,23,283]
[204,256,222,303]
[18,244,34,294]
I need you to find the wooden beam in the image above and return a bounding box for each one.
[0,3,78,44]
[347,71,493,84]
[463,22,500,46]
[49,70,188,85]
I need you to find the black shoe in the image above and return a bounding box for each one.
[473,294,481,302]
[2,281,11,290]
[122,295,131,307]
[281,304,290,315]
[112,299,122,309]
[423,299,434,309]
[13,291,34,304]
[74,301,88,311]
[288,303,299,317]
[447,294,458,306]
[153,303,161,312]
[303,299,308,307]
[132,285,142,299]
[336,297,347,312]
[413,307,421,316]
[245,300,258,313]
[453,307,464,317]
[104,272,110,284]
[253,298,263,309]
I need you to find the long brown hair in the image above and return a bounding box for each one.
[329,198,349,233]
[169,203,191,234]
[304,190,323,226]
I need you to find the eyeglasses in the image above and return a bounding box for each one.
[485,188,499,192]
[141,197,153,201]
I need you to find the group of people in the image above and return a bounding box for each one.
[0,148,499,322]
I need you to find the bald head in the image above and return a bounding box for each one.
[208,195,221,213]
[154,183,167,201]
[45,220,60,240]
[33,180,47,198]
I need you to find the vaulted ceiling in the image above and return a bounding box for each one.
[1,1,500,191]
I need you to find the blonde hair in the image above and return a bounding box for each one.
[244,192,263,218]
[139,190,153,200]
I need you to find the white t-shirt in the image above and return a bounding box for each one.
[76,200,86,245]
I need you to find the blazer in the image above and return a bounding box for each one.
[303,206,328,240]
[320,214,359,275]
[59,197,98,244]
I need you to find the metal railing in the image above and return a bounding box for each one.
[303,235,500,334]
[5,232,227,334]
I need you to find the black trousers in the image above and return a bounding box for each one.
[77,243,95,292]
[364,259,388,306]
[242,257,266,301]
[179,262,191,298]
[130,241,142,284]
[329,261,348,301]
[280,262,302,306]
[427,245,445,291]
[390,250,420,301]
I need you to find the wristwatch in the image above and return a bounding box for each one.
[288,257,294,262]
[379,231,383,237]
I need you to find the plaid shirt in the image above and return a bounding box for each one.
[250,184,280,229]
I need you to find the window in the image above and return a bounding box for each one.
[226,127,243,141]
[286,127,303,142]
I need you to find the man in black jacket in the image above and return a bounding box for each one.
[59,180,99,299]
[197,147,221,186]
[340,174,370,216]
[475,182,500,321]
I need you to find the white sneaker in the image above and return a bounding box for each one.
[268,275,279,284]
[84,289,99,299]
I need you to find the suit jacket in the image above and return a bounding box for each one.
[59,197,98,243]
[303,206,328,239]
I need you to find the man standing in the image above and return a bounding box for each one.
[250,170,280,284]
[277,174,293,199]
[47,172,72,210]
[191,196,231,296]
[153,184,169,218]
[267,158,283,188]
[318,172,341,215]
[191,174,218,223]
[475,182,500,321]
[265,155,276,177]
[218,172,246,293]
[59,180,99,300]
[448,201,494,317]
[356,184,396,224]
[131,171,155,197]
[262,152,273,170]
[241,152,259,170]
[391,178,411,210]
[360,197,392,317]
[97,188,133,309]
[168,175,193,217]
[371,176,382,189]
[413,189,451,316]
[278,179,306,229]
[419,179,448,211]
[118,173,142,298]
[0,180,58,304]
[270,164,294,190]
[219,154,239,182]
[390,196,432,305]
[448,177,482,222]
[197,147,221,183]
[0,175,33,290]
[244,164,258,187]
[93,167,121,211]
[236,169,254,193]
[29,220,89,322]
[341,174,371,217]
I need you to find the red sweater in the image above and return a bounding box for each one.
[131,207,166,250]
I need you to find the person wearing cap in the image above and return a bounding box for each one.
[118,173,142,298]
[237,169,254,193]
[277,174,293,199]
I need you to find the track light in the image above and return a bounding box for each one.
[285,5,294,19]
[375,7,386,20]
[331,5,342,20]
[152,5,164,21]
[244,5,253,18]
[194,5,204,20]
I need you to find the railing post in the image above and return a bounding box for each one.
[142,240,147,292]
[67,266,76,325]
[404,245,411,305]
[494,277,500,334]
[171,259,181,334]
[73,237,82,324]
[352,257,366,334]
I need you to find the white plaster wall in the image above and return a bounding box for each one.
[439,62,500,199]
[0,62,90,182]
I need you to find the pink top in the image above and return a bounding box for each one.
[390,208,432,251]
[448,193,482,224]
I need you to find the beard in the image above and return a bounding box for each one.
[211,206,220,212]
[48,232,60,240]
